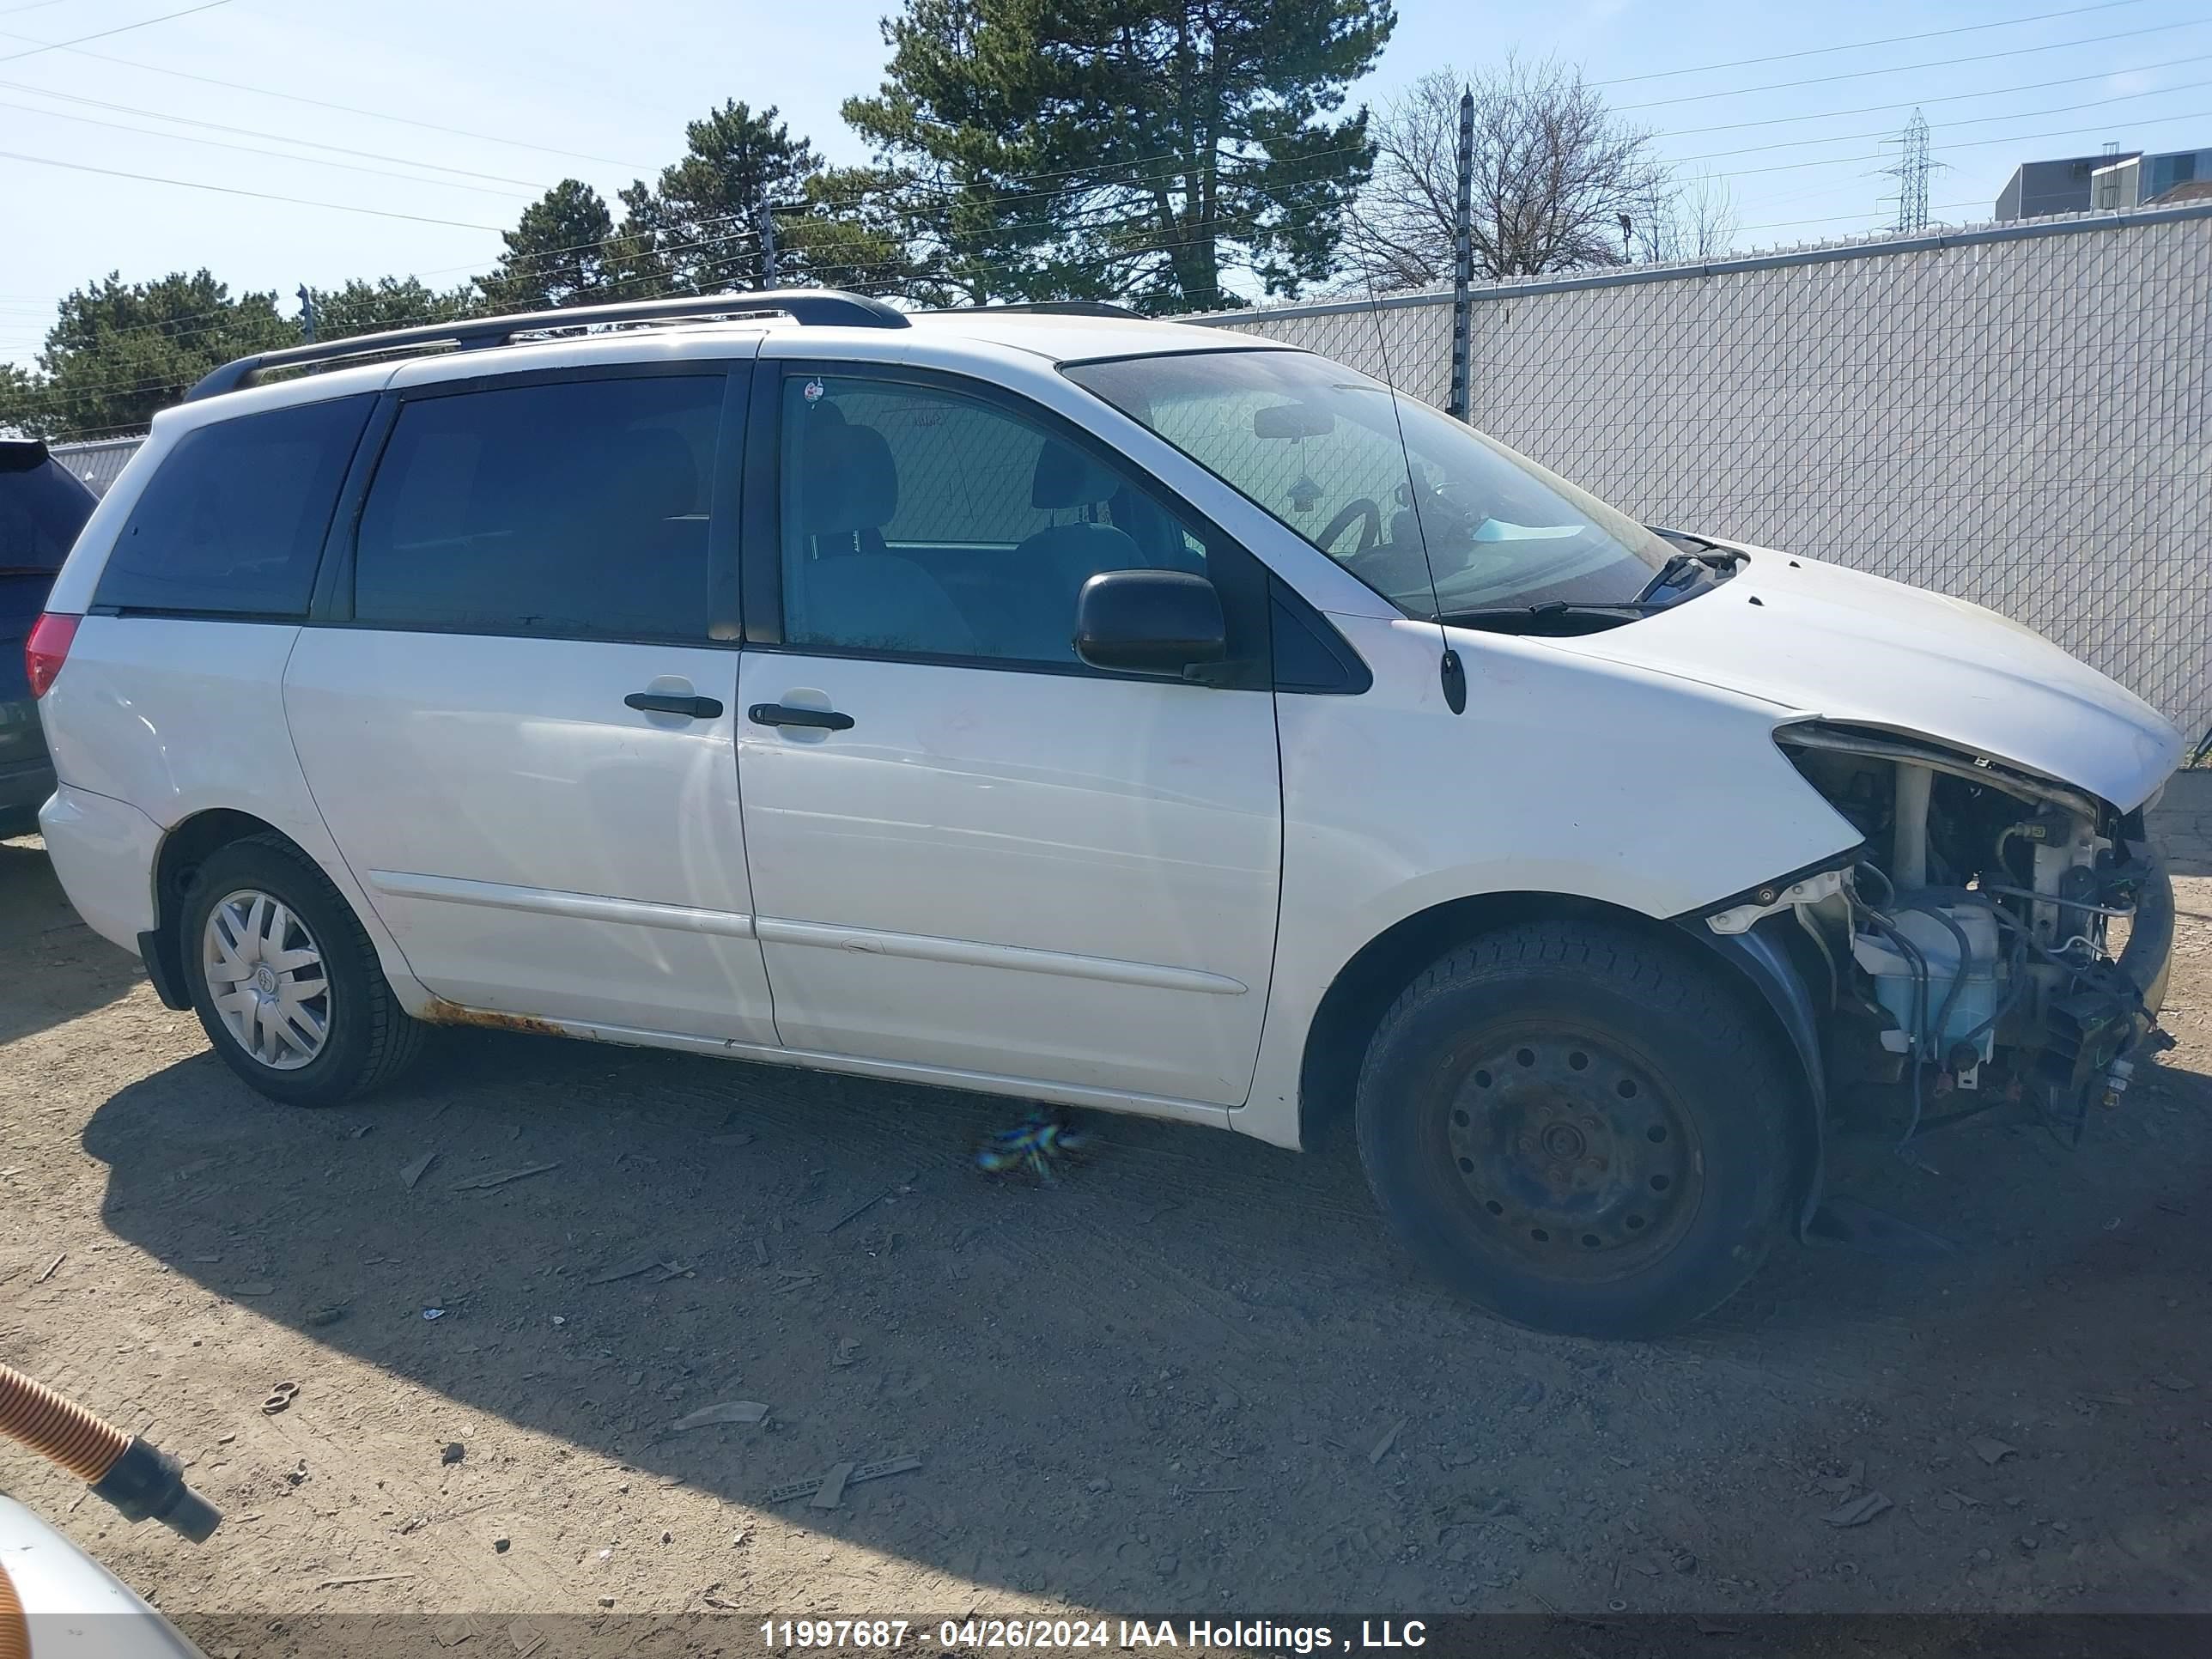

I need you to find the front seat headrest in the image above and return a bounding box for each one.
[1031,440,1121,510]
[804,422,898,537]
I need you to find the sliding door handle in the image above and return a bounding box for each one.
[626,692,725,719]
[748,702,854,732]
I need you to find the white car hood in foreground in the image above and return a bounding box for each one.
[0,1492,202,1658]
[1543,549,2185,812]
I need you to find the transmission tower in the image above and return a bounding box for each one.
[1884,109,1933,234]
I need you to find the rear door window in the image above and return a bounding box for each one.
[0,452,96,577]
[353,375,726,641]
[94,396,373,617]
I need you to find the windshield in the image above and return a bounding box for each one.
[1062,349,1675,617]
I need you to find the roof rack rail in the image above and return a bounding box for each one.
[183,288,908,404]
[951,301,1142,319]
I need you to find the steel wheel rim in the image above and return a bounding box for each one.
[1441,1025,1701,1281]
[201,888,330,1071]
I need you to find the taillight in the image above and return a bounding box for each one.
[25,612,80,699]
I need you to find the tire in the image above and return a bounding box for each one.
[1354,920,1799,1339]
[179,833,425,1107]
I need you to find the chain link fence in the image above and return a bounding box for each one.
[1199,201,2212,742]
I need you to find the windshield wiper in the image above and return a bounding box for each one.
[1633,543,1747,603]
[1437,599,1670,633]
[1649,525,1747,561]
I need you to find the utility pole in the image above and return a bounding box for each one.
[1448,88,1474,422]
[758,197,778,289]
[296,284,317,343]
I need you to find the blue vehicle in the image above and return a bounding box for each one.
[0,438,94,838]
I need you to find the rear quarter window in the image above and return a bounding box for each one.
[94,396,373,617]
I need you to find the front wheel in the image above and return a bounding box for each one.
[179,834,424,1107]
[1355,921,1799,1339]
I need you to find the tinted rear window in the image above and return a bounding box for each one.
[94,396,372,617]
[0,458,96,575]
[353,376,724,641]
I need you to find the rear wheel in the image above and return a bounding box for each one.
[1355,921,1798,1338]
[179,835,423,1107]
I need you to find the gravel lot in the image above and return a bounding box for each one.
[3,828,2210,1649]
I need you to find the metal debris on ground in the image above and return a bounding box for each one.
[400,1152,439,1190]
[442,1442,465,1465]
[32,1253,63,1285]
[307,1304,349,1328]
[810,1462,856,1510]
[765,1453,923,1504]
[1814,1460,1866,1495]
[422,1307,446,1321]
[586,1255,665,1285]
[975,1110,1091,1181]
[833,1337,861,1368]
[451,1163,559,1192]
[1369,1418,1405,1465]
[1821,1491,1893,1527]
[1968,1436,2017,1466]
[316,1571,413,1589]
[670,1401,769,1431]
[261,1380,300,1416]
[826,1171,920,1234]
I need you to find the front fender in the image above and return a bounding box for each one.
[1678,914,1827,1235]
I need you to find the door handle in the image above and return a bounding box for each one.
[748,702,854,732]
[625,692,725,719]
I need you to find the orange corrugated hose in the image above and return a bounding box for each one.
[0,1552,29,1659]
[0,1362,130,1485]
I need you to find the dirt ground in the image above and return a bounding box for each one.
[4,828,2212,1647]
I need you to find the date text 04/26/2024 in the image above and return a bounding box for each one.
[757,1620,1428,1651]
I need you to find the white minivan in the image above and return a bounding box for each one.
[28,290,2182,1336]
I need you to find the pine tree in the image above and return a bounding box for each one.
[844,0,1394,312]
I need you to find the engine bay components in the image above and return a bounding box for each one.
[1737,721,2172,1142]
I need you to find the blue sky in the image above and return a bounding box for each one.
[3,0,2209,359]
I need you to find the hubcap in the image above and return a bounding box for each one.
[201,889,330,1071]
[1443,1030,1698,1278]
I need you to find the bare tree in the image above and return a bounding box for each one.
[1626,170,1740,264]
[1343,59,1693,289]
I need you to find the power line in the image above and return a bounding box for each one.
[0,37,653,171]
[0,148,507,229]
[1598,0,2149,86]
[1615,17,2206,112]
[0,0,231,64]
[0,96,538,198]
[1659,51,2212,137]
[1710,108,2212,182]
[0,76,551,187]
[1670,75,2212,163]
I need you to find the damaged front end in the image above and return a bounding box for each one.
[1716,722,2174,1148]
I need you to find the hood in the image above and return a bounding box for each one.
[1533,547,2184,812]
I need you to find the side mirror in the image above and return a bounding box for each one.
[1074,569,1226,678]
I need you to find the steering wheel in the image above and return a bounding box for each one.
[1316,496,1382,557]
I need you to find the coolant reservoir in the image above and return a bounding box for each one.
[1850,906,2005,1060]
